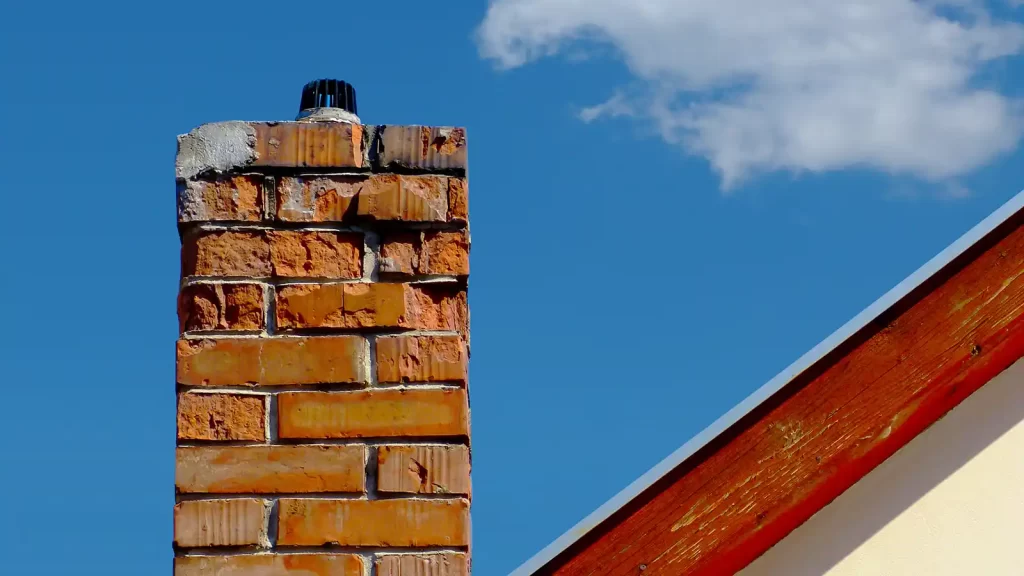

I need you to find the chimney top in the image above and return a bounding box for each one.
[297,79,359,123]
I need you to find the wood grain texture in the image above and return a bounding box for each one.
[546,214,1024,575]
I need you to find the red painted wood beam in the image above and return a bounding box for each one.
[544,212,1024,575]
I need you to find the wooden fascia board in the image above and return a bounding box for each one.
[515,190,1024,575]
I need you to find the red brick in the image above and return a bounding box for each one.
[378,126,467,171]
[277,174,450,223]
[182,230,362,279]
[178,283,265,332]
[252,122,363,169]
[377,553,469,576]
[176,336,367,387]
[377,445,471,495]
[178,175,263,222]
[176,445,366,494]
[277,498,469,547]
[177,393,266,441]
[268,231,362,278]
[412,283,469,335]
[275,283,402,329]
[173,498,267,548]
[448,178,468,222]
[342,283,410,327]
[275,283,467,332]
[273,283,344,329]
[422,232,469,275]
[278,388,469,439]
[276,176,361,222]
[376,335,467,384]
[380,231,469,276]
[182,231,271,277]
[175,555,364,576]
[380,233,420,275]
[356,175,448,222]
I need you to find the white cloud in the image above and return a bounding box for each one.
[579,91,634,123]
[478,0,1024,189]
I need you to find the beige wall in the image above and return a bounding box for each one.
[741,356,1024,576]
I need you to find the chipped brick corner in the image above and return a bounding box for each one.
[174,111,470,573]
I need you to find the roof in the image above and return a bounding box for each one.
[514,189,1024,575]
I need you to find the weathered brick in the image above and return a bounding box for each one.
[275,284,347,328]
[176,445,366,494]
[277,498,469,547]
[277,174,449,223]
[377,445,471,495]
[252,122,363,169]
[176,336,367,387]
[268,231,362,278]
[173,498,267,548]
[182,230,362,279]
[356,175,448,222]
[377,553,470,576]
[412,283,470,335]
[422,232,469,275]
[178,283,265,332]
[381,231,468,276]
[276,175,361,222]
[178,175,263,222]
[177,124,469,175]
[182,231,271,277]
[276,283,467,332]
[448,178,468,222]
[275,283,401,329]
[278,389,469,439]
[376,335,467,384]
[378,126,467,171]
[176,555,364,576]
[177,393,266,441]
[380,233,420,275]
[338,283,405,328]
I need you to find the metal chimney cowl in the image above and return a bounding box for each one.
[296,78,360,123]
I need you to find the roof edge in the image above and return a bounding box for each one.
[512,188,1024,575]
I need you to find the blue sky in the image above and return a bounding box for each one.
[2,1,1024,574]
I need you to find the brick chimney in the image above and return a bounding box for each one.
[173,80,470,576]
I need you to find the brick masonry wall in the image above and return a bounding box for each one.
[174,121,470,576]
